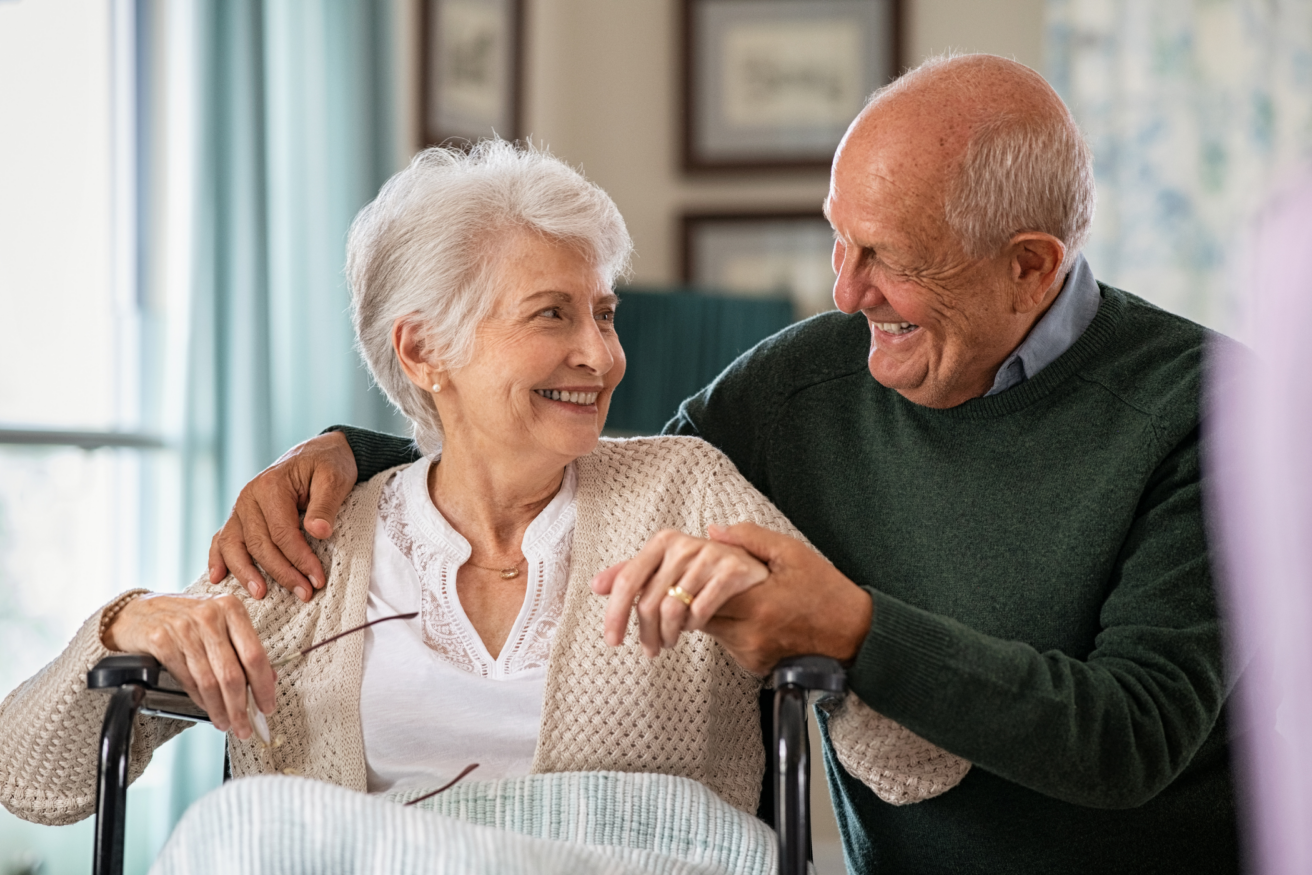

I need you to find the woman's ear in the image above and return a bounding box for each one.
[392,318,442,391]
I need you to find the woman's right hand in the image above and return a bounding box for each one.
[102,594,276,739]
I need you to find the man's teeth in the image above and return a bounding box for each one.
[535,389,599,404]
[874,321,917,335]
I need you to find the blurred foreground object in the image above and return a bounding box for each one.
[1209,170,1312,875]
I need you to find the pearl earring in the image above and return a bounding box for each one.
[431,382,441,393]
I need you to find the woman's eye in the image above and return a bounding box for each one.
[538,307,561,319]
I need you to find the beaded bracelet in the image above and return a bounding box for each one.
[98,588,151,650]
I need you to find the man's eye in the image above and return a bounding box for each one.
[596,309,615,323]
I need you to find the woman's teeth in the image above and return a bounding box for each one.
[874,321,918,335]
[535,389,599,405]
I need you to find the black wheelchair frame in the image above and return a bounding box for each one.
[87,653,845,875]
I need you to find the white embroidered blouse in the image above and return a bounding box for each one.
[360,457,577,793]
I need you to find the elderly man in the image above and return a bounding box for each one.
[211,56,1237,874]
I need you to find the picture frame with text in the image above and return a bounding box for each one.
[682,0,901,171]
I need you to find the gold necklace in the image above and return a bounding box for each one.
[464,557,527,580]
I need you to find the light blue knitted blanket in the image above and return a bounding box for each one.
[150,772,775,874]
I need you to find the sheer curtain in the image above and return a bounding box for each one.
[1045,0,1312,334]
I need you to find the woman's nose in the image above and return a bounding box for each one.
[570,320,615,374]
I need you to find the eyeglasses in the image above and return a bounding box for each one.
[243,610,479,802]
[247,610,418,748]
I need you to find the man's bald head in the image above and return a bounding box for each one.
[837,54,1094,278]
[824,54,1096,408]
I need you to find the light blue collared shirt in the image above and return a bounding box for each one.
[984,254,1102,396]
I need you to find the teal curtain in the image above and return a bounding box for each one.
[173,0,408,851]
[185,0,407,563]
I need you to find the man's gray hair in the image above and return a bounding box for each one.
[347,139,632,456]
[876,55,1096,279]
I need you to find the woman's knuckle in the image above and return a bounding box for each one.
[218,666,244,688]
[217,593,245,615]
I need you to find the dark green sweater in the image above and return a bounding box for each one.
[338,285,1238,873]
[669,285,1238,874]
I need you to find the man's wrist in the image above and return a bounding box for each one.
[323,425,420,484]
[831,585,874,665]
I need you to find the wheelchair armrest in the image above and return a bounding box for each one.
[771,655,847,875]
[88,655,210,723]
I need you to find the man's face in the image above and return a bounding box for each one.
[825,111,1031,409]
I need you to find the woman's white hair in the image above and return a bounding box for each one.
[874,54,1096,279]
[347,139,632,456]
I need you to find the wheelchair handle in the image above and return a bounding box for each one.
[772,655,847,695]
[771,655,846,875]
[89,655,212,875]
[88,654,163,691]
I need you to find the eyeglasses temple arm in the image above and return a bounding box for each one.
[270,611,418,669]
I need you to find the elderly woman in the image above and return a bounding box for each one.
[0,142,965,836]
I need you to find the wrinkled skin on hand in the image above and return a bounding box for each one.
[208,432,357,602]
[102,593,276,738]
[593,522,873,673]
[591,528,769,658]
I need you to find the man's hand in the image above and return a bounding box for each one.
[207,432,357,602]
[102,593,276,738]
[701,522,873,675]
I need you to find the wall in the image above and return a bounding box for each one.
[396,0,1046,286]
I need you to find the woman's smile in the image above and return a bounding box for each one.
[533,387,601,408]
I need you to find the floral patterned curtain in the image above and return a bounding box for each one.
[1046,0,1312,334]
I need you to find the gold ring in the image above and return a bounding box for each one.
[667,585,694,607]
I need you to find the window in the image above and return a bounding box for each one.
[0,0,157,693]
[0,2,216,871]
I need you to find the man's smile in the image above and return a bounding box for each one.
[871,320,919,336]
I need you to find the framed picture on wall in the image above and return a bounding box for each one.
[422,0,524,146]
[682,0,901,171]
[682,211,837,318]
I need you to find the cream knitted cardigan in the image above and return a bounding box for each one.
[0,436,969,827]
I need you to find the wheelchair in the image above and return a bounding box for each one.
[87,653,845,875]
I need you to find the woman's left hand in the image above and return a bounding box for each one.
[592,527,769,657]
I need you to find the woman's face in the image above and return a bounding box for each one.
[435,231,625,469]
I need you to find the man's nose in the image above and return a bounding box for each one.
[832,255,884,315]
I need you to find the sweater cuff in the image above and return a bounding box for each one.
[847,588,957,722]
[321,425,421,483]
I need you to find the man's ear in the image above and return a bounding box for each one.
[1008,233,1066,314]
[391,317,441,389]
